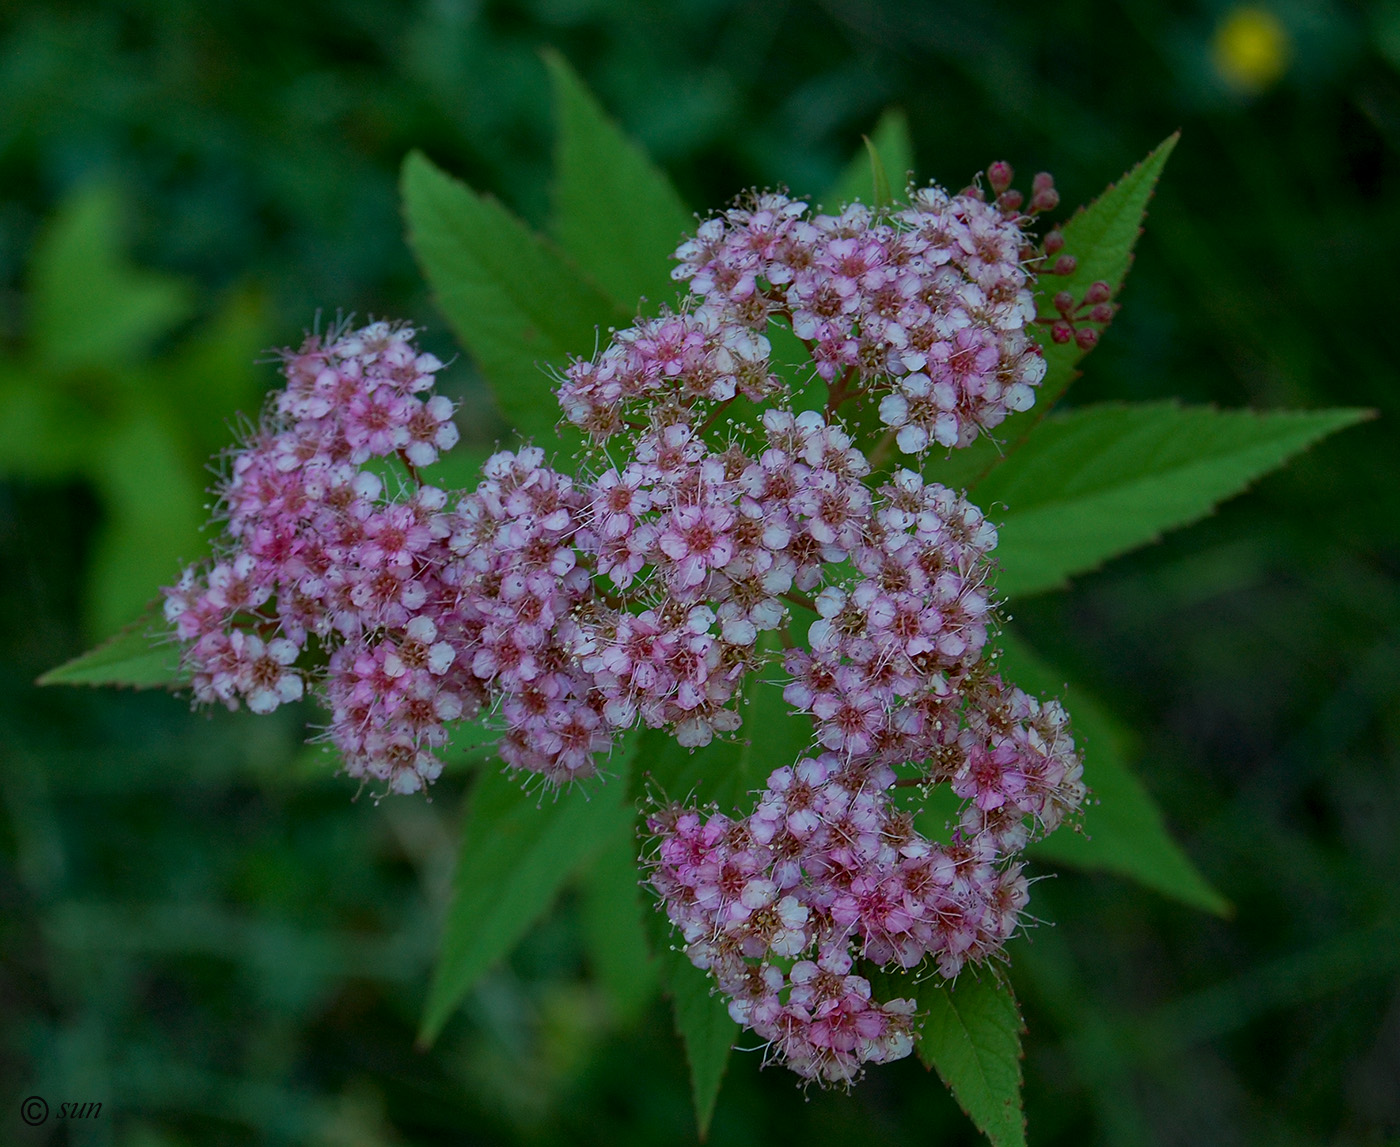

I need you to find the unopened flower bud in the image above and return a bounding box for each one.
[1085,280,1112,305]
[1043,231,1065,254]
[1054,291,1075,315]
[1031,187,1060,213]
[1052,254,1077,276]
[1075,327,1099,350]
[987,161,1014,195]
[998,189,1024,213]
[1051,322,1074,344]
[1090,303,1115,324]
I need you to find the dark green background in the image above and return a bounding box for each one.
[2,0,1397,1143]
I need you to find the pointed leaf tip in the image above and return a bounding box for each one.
[545,49,692,313]
[400,149,625,450]
[917,971,1027,1147]
[38,605,186,689]
[981,403,1370,599]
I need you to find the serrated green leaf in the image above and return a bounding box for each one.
[998,628,1230,915]
[980,402,1368,598]
[419,745,638,1045]
[663,940,736,1140]
[630,639,808,1136]
[401,150,628,446]
[38,606,185,688]
[926,135,1178,491]
[917,970,1027,1147]
[546,50,693,313]
[29,183,194,373]
[824,108,913,210]
[579,825,658,1024]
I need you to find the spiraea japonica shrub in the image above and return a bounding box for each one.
[43,57,1366,1144]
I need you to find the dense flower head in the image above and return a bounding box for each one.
[163,164,1091,1087]
[643,668,1083,1084]
[559,177,1059,461]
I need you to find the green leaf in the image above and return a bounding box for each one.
[0,361,98,479]
[917,970,1027,1147]
[926,135,1178,491]
[401,150,629,445]
[997,628,1231,915]
[636,807,738,1137]
[661,939,736,1140]
[156,285,271,457]
[630,640,810,1136]
[86,409,208,638]
[980,402,1369,598]
[864,136,895,210]
[546,50,693,313]
[37,607,185,688]
[29,183,194,373]
[823,108,913,209]
[418,745,638,1045]
[579,825,658,1024]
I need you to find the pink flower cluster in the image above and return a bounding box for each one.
[645,670,1083,1084]
[782,469,998,763]
[161,166,1092,1086]
[560,174,1056,458]
[162,321,488,793]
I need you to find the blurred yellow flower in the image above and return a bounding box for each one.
[1212,6,1291,92]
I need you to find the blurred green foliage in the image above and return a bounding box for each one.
[2,1,1398,1145]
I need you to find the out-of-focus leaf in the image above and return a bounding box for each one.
[155,286,271,457]
[926,135,1178,491]
[546,49,693,313]
[86,410,208,638]
[917,970,1027,1147]
[418,744,638,1045]
[823,108,913,209]
[579,826,657,1024]
[37,607,184,688]
[0,362,98,478]
[980,402,1369,598]
[401,151,628,446]
[999,628,1231,915]
[29,183,194,373]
